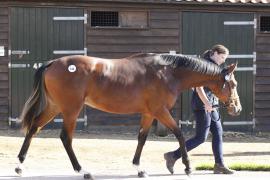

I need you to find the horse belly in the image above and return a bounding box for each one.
[85,90,144,114]
[85,96,142,114]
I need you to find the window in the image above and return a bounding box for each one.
[260,16,270,32]
[120,12,148,28]
[91,11,119,27]
[90,11,148,28]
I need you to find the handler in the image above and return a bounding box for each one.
[164,44,235,174]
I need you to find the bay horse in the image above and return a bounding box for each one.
[15,53,241,179]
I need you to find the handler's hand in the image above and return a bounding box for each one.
[205,103,213,112]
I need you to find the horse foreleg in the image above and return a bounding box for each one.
[155,108,191,175]
[61,114,93,180]
[132,114,153,177]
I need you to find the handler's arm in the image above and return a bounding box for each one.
[196,87,213,112]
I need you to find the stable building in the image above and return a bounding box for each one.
[0,0,270,132]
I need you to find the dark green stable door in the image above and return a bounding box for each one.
[182,12,255,131]
[10,7,86,128]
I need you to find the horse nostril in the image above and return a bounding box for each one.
[231,106,242,116]
[237,106,242,113]
[236,108,241,115]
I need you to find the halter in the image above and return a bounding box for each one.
[223,74,240,108]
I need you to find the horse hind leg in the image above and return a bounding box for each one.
[60,110,93,180]
[132,114,153,178]
[15,104,59,176]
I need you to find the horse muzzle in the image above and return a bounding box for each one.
[228,105,242,116]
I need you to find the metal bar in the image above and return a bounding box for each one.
[8,117,20,127]
[8,63,30,68]
[223,121,254,125]
[253,18,257,29]
[236,67,254,71]
[11,50,30,55]
[54,118,86,123]
[9,117,86,123]
[9,117,20,122]
[84,13,88,24]
[53,17,85,21]
[252,118,256,130]
[182,54,255,71]
[84,47,87,56]
[169,50,176,55]
[227,54,255,59]
[253,52,257,62]
[179,120,193,125]
[53,14,87,24]
[253,64,257,75]
[83,115,88,127]
[253,52,257,75]
[53,50,86,55]
[183,54,198,57]
[224,21,255,26]
[180,121,192,125]
[184,54,255,59]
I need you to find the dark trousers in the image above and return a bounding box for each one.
[173,109,224,164]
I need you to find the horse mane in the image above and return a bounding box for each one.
[158,54,223,76]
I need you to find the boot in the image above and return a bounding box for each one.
[214,163,235,174]
[164,152,177,174]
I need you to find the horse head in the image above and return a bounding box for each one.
[212,63,242,116]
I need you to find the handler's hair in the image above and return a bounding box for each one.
[202,44,229,59]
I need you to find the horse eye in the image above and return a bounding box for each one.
[225,75,230,81]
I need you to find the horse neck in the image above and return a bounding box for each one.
[177,70,222,91]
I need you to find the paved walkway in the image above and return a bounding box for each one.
[0,170,270,180]
[0,130,269,180]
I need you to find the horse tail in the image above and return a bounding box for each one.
[20,61,54,133]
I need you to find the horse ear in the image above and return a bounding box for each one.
[227,63,237,74]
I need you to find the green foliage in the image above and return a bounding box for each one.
[196,163,270,171]
[196,163,214,170]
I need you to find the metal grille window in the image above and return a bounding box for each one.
[91,11,119,27]
[260,16,270,32]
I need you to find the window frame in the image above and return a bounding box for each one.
[258,14,270,34]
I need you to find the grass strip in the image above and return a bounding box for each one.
[196,163,270,171]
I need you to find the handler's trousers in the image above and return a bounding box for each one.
[173,109,224,164]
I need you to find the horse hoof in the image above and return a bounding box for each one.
[138,171,148,178]
[185,168,192,176]
[15,167,22,176]
[84,173,94,179]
